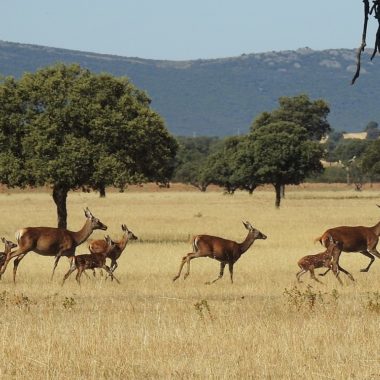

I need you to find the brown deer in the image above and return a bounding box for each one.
[0,207,107,283]
[296,235,353,284]
[89,224,138,276]
[315,208,380,275]
[62,235,120,285]
[172,221,267,284]
[0,238,17,269]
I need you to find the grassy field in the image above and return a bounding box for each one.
[0,186,380,379]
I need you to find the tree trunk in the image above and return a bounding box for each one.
[274,183,282,208]
[52,185,69,229]
[281,185,285,198]
[99,184,106,198]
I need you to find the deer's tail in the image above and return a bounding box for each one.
[314,235,324,245]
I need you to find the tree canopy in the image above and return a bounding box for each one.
[249,121,324,207]
[0,63,177,227]
[251,94,331,141]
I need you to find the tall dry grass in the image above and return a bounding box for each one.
[0,188,380,379]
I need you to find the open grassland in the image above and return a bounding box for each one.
[0,187,380,379]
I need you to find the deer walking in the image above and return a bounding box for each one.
[0,207,107,283]
[315,207,380,275]
[172,221,267,284]
[0,238,17,270]
[62,235,119,285]
[296,235,353,284]
[89,224,138,277]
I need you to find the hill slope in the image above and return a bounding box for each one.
[1,40,379,136]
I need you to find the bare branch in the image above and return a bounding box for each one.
[352,0,370,85]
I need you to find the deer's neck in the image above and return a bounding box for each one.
[117,234,128,252]
[239,233,256,254]
[372,221,380,236]
[71,219,93,246]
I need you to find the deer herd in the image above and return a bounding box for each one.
[0,205,379,286]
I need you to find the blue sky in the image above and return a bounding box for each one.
[0,1,373,60]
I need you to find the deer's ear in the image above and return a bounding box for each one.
[121,224,127,231]
[84,207,93,219]
[1,237,5,243]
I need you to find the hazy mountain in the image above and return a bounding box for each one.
[1,40,379,136]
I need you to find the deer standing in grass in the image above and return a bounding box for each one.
[315,205,380,276]
[88,224,138,277]
[296,235,352,284]
[0,238,17,270]
[62,235,119,285]
[172,221,267,284]
[0,208,107,283]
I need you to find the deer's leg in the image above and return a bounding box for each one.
[110,260,118,273]
[62,266,77,286]
[184,252,202,280]
[13,253,27,284]
[296,268,307,282]
[51,254,63,280]
[228,262,234,284]
[319,268,331,277]
[360,250,379,272]
[0,249,26,277]
[336,264,355,282]
[76,268,84,285]
[173,254,189,282]
[102,265,120,284]
[205,262,226,285]
[309,267,323,284]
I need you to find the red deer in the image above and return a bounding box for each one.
[89,224,138,276]
[172,221,267,284]
[0,207,107,283]
[62,235,119,285]
[0,238,17,269]
[315,210,380,275]
[296,235,352,284]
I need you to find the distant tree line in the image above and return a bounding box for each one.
[173,97,380,203]
[1,62,380,225]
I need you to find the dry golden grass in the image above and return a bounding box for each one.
[0,187,380,379]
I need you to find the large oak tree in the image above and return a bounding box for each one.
[0,64,177,228]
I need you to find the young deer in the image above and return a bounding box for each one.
[296,235,353,284]
[173,221,267,284]
[62,236,119,285]
[89,224,138,275]
[0,238,17,270]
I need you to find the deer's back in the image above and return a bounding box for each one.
[298,252,331,269]
[194,235,238,258]
[89,239,119,258]
[323,226,376,252]
[17,227,75,256]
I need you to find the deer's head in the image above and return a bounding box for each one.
[242,221,267,240]
[121,224,138,241]
[1,237,17,250]
[84,207,107,231]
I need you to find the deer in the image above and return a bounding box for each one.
[62,235,120,285]
[0,238,18,269]
[88,224,138,277]
[172,221,267,284]
[296,235,353,285]
[0,207,107,283]
[315,207,380,276]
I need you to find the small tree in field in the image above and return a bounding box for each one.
[249,122,324,208]
[0,64,177,228]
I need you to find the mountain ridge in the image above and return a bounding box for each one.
[1,40,379,136]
